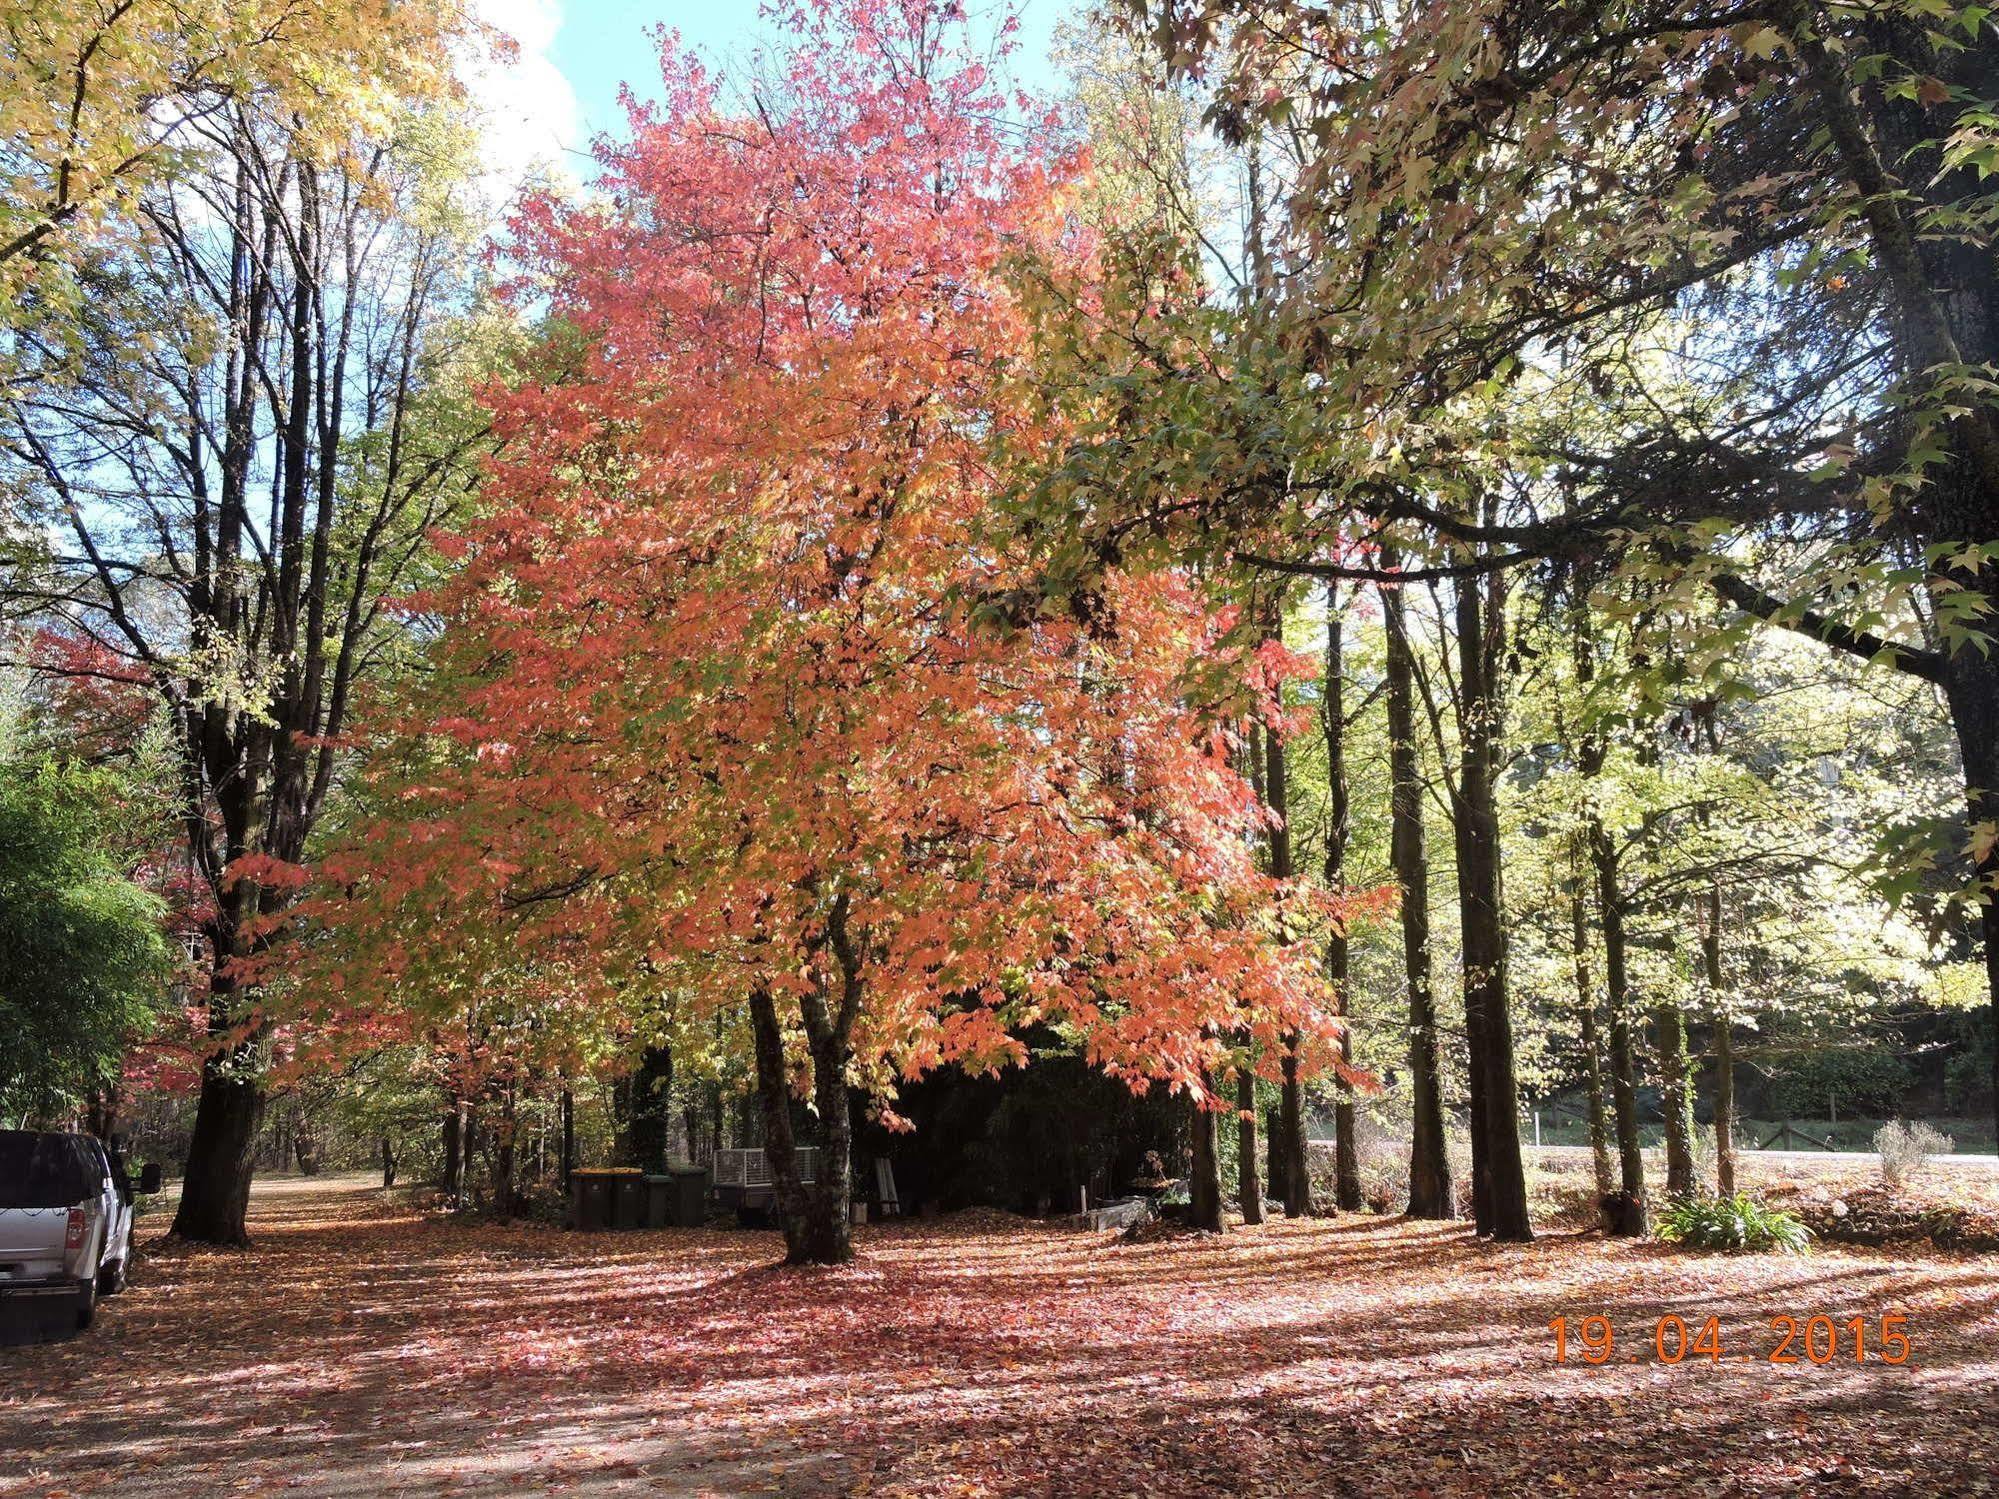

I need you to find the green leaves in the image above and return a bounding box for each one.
[1656,1191,1812,1252]
[0,758,173,1120]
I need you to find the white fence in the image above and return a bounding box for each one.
[712,1147,819,1187]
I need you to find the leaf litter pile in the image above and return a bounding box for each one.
[2,1175,1996,1497]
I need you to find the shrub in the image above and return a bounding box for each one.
[1874,1120,1953,1189]
[1768,1047,1913,1119]
[1655,1193,1811,1254]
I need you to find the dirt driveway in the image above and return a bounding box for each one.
[2,1172,1995,1496]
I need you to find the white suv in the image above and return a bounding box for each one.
[0,1130,157,1330]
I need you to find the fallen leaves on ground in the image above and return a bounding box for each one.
[1,1174,1995,1497]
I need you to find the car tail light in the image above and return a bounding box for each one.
[65,1207,87,1250]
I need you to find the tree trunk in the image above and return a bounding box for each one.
[462,1103,482,1201]
[441,1098,463,1197]
[172,943,263,1244]
[1589,823,1647,1232]
[1464,971,1492,1234]
[1323,585,1361,1213]
[1945,666,1999,1149]
[84,1083,120,1142]
[1712,1008,1737,1198]
[748,903,862,1268]
[627,1045,674,1172]
[1265,1104,1285,1206]
[1453,556,1531,1240]
[1188,1086,1224,1232]
[1572,597,1647,1235]
[491,1083,516,1216]
[798,1028,855,1264]
[1262,703,1311,1218]
[1656,995,1697,1198]
[1236,1063,1263,1224]
[172,1056,261,1244]
[293,1123,320,1177]
[1383,566,1454,1220]
[381,1137,396,1189]
[1591,827,1647,1234]
[560,1088,575,1186]
[748,985,845,1263]
[1279,1038,1312,1217]
[1571,871,1616,1200]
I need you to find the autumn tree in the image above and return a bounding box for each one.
[0,0,468,332]
[0,93,491,1242]
[1116,0,1999,1143]
[312,0,1341,1266]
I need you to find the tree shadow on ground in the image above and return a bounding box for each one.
[1,1174,1993,1498]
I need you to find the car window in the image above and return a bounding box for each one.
[0,1130,102,1207]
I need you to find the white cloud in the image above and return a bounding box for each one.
[462,0,585,210]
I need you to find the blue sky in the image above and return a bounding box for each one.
[463,0,1085,188]
[551,1,1081,138]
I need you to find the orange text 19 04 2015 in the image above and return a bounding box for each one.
[1549,1313,1912,1366]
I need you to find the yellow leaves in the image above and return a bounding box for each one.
[1736,24,1788,61]
[0,0,467,321]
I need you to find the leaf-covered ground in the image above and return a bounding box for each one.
[3,1174,1996,1497]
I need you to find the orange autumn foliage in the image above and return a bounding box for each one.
[309,0,1352,1113]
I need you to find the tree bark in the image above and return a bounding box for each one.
[1263,701,1311,1217]
[441,1097,463,1198]
[1236,1064,1263,1223]
[1571,864,1616,1200]
[1383,566,1453,1220]
[1655,994,1697,1199]
[84,1083,120,1142]
[560,1088,575,1187]
[626,1045,674,1173]
[1590,820,1646,1234]
[173,1060,261,1244]
[1452,556,1531,1240]
[747,894,864,1266]
[1278,1040,1311,1216]
[172,955,261,1245]
[491,1082,516,1216]
[1712,1005,1737,1199]
[796,1027,855,1264]
[462,1103,481,1199]
[1323,585,1361,1213]
[748,985,845,1263]
[1188,1084,1224,1232]
[1949,671,1999,1148]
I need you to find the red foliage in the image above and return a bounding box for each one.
[26,628,153,762]
[307,0,1357,1109]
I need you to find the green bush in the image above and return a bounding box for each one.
[1768,1048,1912,1119]
[1655,1193,1811,1254]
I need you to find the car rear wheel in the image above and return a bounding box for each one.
[74,1275,96,1330]
[98,1257,126,1296]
